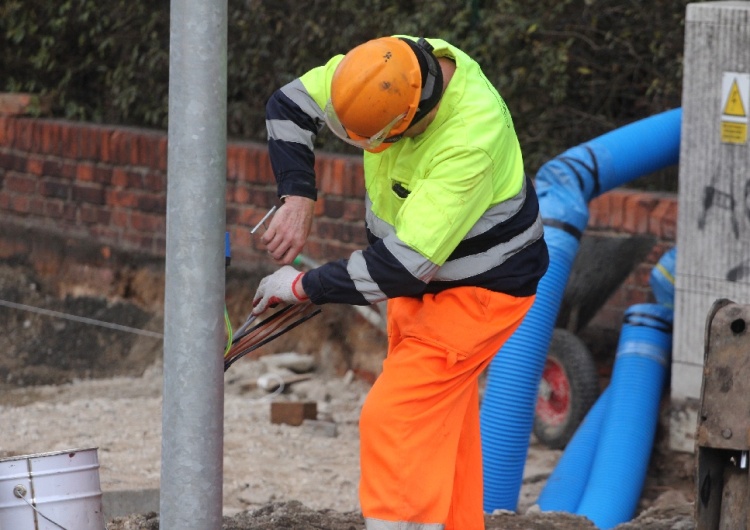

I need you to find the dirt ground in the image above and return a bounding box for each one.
[0,261,696,529]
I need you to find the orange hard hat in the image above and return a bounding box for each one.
[325,37,443,152]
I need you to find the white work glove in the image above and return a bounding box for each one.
[252,265,308,315]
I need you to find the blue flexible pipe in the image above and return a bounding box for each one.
[536,387,611,513]
[575,304,673,529]
[650,247,677,309]
[480,109,682,512]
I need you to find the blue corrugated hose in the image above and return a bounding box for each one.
[480,108,682,512]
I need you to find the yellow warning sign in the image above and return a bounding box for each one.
[721,72,749,145]
[721,121,747,144]
[723,79,747,117]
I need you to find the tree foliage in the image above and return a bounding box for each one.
[1,0,691,183]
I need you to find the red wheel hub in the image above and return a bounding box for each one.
[536,358,571,426]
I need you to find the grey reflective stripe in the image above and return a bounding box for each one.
[383,234,439,283]
[266,118,316,148]
[365,179,528,242]
[266,79,325,147]
[365,192,394,239]
[434,212,544,281]
[465,177,527,238]
[365,518,444,530]
[280,79,325,126]
[348,250,388,304]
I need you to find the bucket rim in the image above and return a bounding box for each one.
[0,447,99,463]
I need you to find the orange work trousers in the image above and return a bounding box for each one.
[359,286,534,530]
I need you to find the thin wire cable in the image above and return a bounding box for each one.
[0,298,163,339]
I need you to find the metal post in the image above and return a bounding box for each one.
[161,0,227,527]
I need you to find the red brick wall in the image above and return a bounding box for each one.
[0,115,677,331]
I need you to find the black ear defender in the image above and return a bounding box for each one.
[399,37,444,128]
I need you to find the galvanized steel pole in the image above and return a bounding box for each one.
[161,0,227,527]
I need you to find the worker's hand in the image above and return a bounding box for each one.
[262,196,315,265]
[252,265,308,315]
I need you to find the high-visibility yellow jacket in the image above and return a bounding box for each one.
[265,37,548,305]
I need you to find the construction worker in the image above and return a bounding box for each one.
[252,36,548,530]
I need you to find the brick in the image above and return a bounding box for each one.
[622,193,658,234]
[0,117,12,145]
[157,137,168,172]
[111,130,133,166]
[113,170,144,190]
[328,159,346,195]
[42,159,64,178]
[106,189,138,208]
[93,166,112,185]
[82,126,101,159]
[6,174,38,194]
[130,211,164,232]
[6,153,25,171]
[241,147,262,183]
[343,198,365,221]
[41,123,59,154]
[257,150,275,184]
[231,205,256,226]
[323,196,344,219]
[143,172,166,193]
[587,194,610,229]
[76,163,96,182]
[135,194,165,214]
[62,201,77,221]
[26,156,44,176]
[44,200,65,218]
[14,120,32,151]
[153,235,166,255]
[80,204,111,225]
[270,401,317,426]
[100,127,113,162]
[608,191,628,231]
[51,123,66,156]
[111,210,130,228]
[11,194,31,213]
[60,161,77,180]
[31,121,45,153]
[649,195,678,241]
[227,145,242,181]
[41,180,71,200]
[225,205,239,225]
[73,184,105,205]
[63,126,82,159]
[233,184,251,204]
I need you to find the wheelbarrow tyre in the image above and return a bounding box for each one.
[533,328,599,450]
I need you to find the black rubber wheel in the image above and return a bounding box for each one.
[533,328,600,450]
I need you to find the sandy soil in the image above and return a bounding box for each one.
[0,262,697,529]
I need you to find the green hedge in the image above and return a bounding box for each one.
[1,0,691,184]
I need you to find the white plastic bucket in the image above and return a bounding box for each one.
[0,447,105,530]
